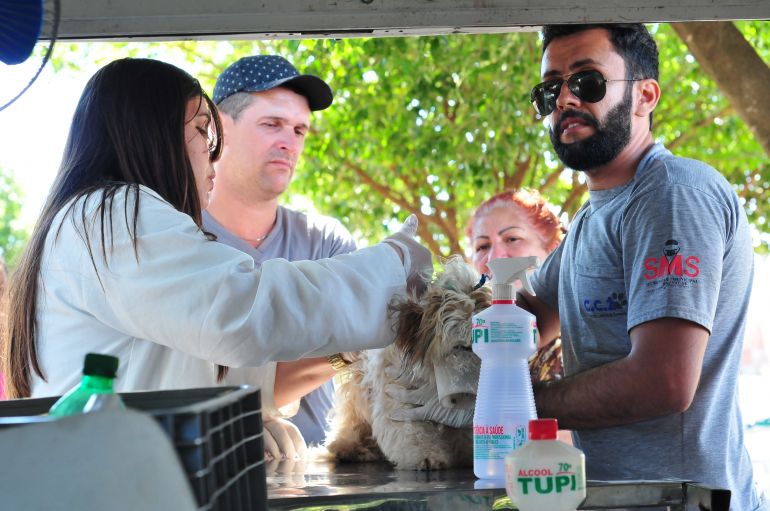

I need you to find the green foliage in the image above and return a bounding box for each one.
[282,35,582,256]
[47,22,770,255]
[0,167,29,267]
[295,25,769,255]
[653,23,769,252]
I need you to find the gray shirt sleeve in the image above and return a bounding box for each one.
[623,182,728,333]
[324,218,357,257]
[531,236,564,312]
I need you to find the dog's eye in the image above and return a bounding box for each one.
[453,345,473,352]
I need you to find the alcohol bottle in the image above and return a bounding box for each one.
[505,418,586,511]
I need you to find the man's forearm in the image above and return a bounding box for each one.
[534,357,682,430]
[535,318,708,430]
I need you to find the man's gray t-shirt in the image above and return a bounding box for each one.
[203,206,357,445]
[532,144,766,510]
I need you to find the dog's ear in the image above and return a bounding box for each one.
[470,285,492,312]
[390,300,426,365]
[393,287,453,372]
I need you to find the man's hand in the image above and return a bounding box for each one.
[385,380,474,429]
[263,418,307,460]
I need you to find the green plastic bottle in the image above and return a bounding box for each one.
[49,353,122,417]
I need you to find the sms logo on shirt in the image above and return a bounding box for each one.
[642,239,700,290]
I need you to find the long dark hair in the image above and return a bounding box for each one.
[2,58,223,398]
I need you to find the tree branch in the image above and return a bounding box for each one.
[344,160,450,257]
[664,105,732,151]
[539,165,564,192]
[396,162,421,193]
[442,203,463,257]
[672,21,770,157]
[512,155,532,190]
[417,222,443,256]
[344,160,413,212]
[443,96,456,123]
[429,193,460,252]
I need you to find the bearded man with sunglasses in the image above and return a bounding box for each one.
[519,24,767,509]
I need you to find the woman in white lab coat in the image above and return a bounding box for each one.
[1,58,430,407]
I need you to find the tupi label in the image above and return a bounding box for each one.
[514,462,579,495]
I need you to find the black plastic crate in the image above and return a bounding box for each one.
[0,385,266,511]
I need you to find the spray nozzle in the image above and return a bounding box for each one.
[487,256,540,299]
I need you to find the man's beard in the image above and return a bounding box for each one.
[549,85,632,172]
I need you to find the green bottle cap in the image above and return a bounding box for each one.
[83,353,119,378]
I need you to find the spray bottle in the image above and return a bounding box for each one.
[472,256,539,480]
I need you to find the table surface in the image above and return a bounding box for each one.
[266,460,730,510]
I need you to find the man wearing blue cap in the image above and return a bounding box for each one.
[205,55,352,456]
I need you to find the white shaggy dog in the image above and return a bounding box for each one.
[325,257,491,470]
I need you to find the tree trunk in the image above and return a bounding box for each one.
[671,22,770,156]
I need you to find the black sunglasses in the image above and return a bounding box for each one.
[530,69,639,116]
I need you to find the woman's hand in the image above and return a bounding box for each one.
[263,418,307,460]
[382,214,433,294]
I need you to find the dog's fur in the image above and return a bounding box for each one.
[324,257,491,470]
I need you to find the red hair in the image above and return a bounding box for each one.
[467,189,566,254]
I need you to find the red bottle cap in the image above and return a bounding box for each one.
[529,418,558,440]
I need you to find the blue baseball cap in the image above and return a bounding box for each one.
[213,55,333,111]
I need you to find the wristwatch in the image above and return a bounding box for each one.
[327,353,351,372]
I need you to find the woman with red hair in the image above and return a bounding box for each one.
[468,189,566,382]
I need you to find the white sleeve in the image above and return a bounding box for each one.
[57,187,406,368]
